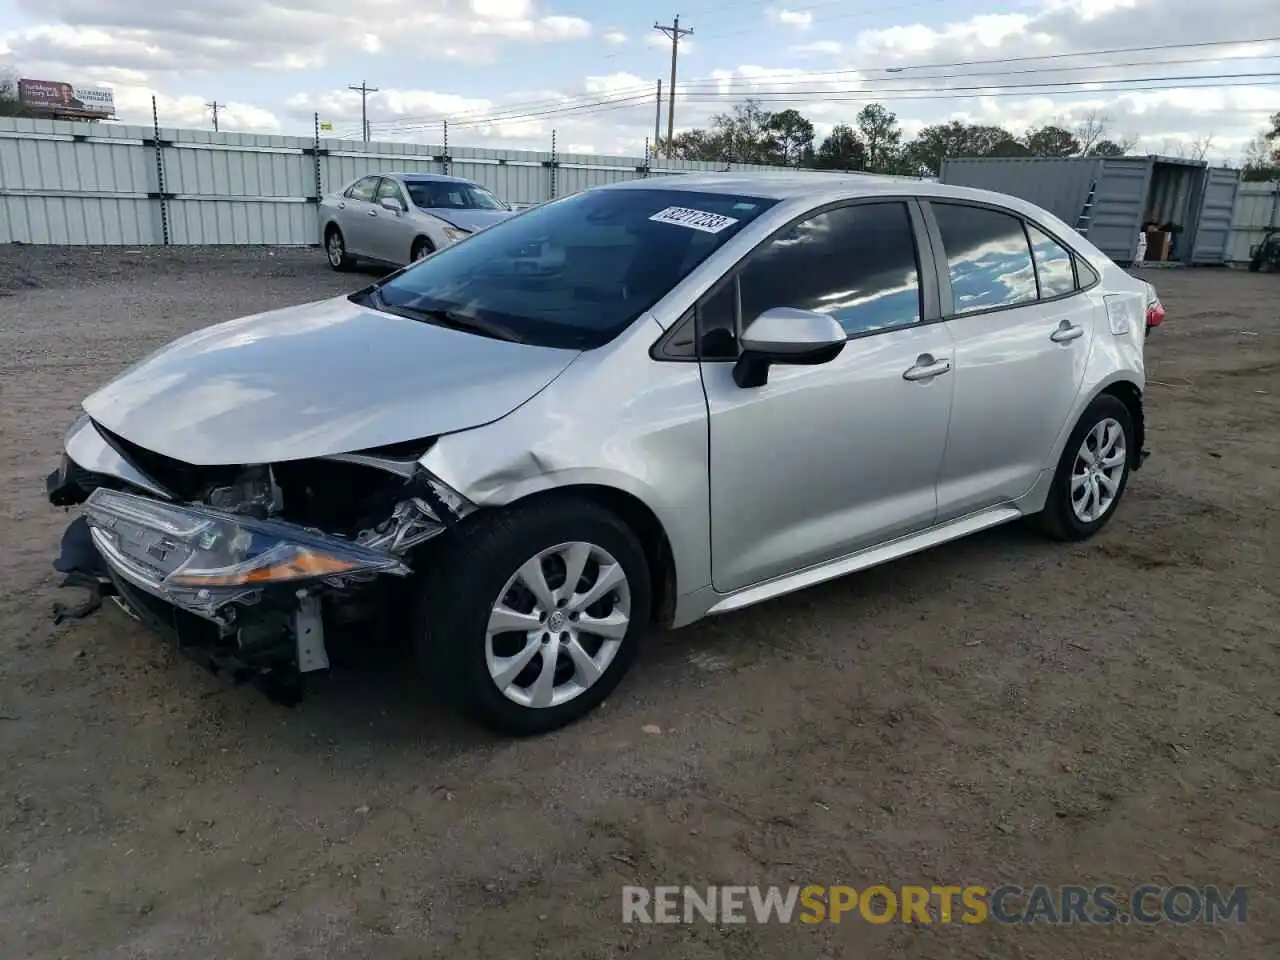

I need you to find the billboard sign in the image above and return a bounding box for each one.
[18,79,116,118]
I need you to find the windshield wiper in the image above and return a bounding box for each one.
[362,288,525,343]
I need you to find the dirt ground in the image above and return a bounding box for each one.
[0,245,1276,959]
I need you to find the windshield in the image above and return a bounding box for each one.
[406,180,507,211]
[371,188,778,350]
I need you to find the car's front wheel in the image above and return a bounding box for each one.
[410,236,435,262]
[1031,393,1135,542]
[325,225,355,271]
[415,497,651,735]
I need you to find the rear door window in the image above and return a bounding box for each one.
[932,202,1038,315]
[1026,223,1077,298]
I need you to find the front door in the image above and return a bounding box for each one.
[371,177,417,264]
[925,201,1097,520]
[700,200,956,594]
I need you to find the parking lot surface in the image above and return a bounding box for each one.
[1,246,1277,959]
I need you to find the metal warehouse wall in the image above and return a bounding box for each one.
[938,155,1248,265]
[0,117,785,246]
[1226,182,1280,262]
[938,156,1102,228]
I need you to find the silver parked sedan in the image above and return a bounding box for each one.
[47,172,1165,735]
[320,171,514,269]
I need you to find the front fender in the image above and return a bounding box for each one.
[418,329,713,601]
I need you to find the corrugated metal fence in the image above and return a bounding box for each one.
[1226,181,1280,263]
[0,117,783,246]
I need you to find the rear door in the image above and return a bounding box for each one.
[339,175,382,258]
[925,200,1098,521]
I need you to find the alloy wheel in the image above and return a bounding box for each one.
[1071,417,1127,523]
[327,232,344,266]
[484,541,632,709]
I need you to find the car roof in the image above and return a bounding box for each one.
[383,172,480,185]
[596,170,1090,244]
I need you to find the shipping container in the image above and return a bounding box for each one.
[938,155,1242,266]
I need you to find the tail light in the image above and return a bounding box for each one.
[1145,299,1165,332]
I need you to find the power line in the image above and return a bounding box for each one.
[206,101,222,133]
[654,15,694,154]
[679,35,1280,87]
[348,81,379,142]
[676,52,1280,91]
[672,70,1280,101]
[338,72,1280,140]
[353,34,1280,136]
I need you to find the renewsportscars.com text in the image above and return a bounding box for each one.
[622,884,1248,925]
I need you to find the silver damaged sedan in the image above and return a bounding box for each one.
[47,172,1165,734]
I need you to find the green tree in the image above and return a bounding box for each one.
[1240,115,1280,181]
[855,103,903,173]
[988,139,1032,158]
[813,123,865,170]
[712,99,774,163]
[654,128,726,162]
[1088,139,1127,157]
[905,120,1021,175]
[1024,124,1082,158]
[763,108,815,166]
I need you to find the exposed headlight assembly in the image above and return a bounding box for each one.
[83,488,409,621]
[442,226,472,244]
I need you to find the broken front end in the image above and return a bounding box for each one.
[47,415,469,703]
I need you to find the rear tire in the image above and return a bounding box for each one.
[1030,394,1135,542]
[410,236,435,262]
[414,497,651,736]
[325,225,355,271]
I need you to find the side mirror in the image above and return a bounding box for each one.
[379,197,405,214]
[733,307,846,388]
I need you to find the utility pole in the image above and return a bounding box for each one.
[653,79,662,156]
[206,101,222,133]
[348,81,379,142]
[653,15,692,157]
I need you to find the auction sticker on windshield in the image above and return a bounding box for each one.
[649,206,740,234]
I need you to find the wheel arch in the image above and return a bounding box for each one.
[411,234,435,259]
[458,482,679,630]
[1049,372,1145,472]
[1098,379,1145,469]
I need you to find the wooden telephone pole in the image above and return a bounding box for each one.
[653,16,693,157]
[348,81,379,142]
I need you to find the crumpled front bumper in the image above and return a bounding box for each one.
[45,433,427,701]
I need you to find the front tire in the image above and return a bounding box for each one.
[410,236,435,262]
[1031,394,1135,542]
[325,225,355,271]
[414,498,651,736]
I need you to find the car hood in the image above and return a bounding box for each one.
[82,295,578,466]
[422,208,514,232]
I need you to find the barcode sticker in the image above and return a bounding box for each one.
[648,206,739,234]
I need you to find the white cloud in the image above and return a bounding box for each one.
[793,41,843,57]
[3,0,594,76]
[769,9,813,30]
[4,0,1279,164]
[645,33,696,54]
[109,86,282,132]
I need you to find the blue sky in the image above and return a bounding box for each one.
[2,0,1278,161]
